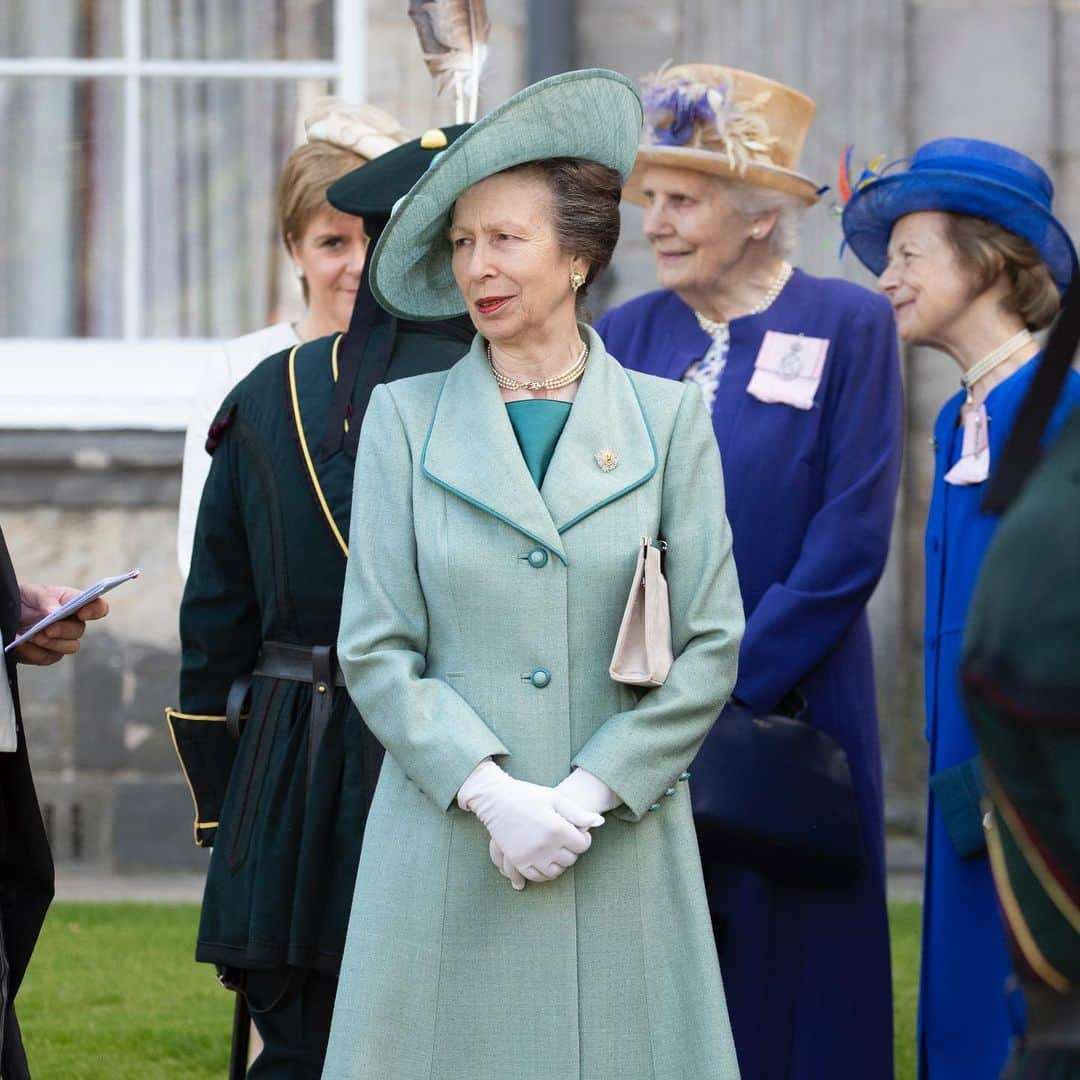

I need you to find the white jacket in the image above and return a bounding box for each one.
[176,322,299,578]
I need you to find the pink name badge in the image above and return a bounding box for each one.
[944,404,990,485]
[746,331,829,410]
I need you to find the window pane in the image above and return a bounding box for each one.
[0,1,123,59]
[0,78,124,337]
[142,0,334,60]
[142,77,329,338]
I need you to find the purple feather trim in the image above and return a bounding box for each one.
[643,81,719,148]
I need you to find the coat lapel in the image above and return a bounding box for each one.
[541,325,657,533]
[422,337,568,562]
[421,327,658,561]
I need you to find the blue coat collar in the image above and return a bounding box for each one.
[634,269,812,382]
[421,325,657,564]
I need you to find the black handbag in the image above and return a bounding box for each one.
[690,691,864,889]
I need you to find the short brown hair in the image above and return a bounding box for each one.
[945,214,1060,330]
[504,158,623,307]
[277,140,366,299]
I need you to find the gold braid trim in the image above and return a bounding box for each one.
[164,708,227,843]
[985,804,1070,992]
[984,764,1080,934]
[288,344,349,558]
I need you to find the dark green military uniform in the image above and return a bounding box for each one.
[963,401,1080,1078]
[169,124,475,1077]
[172,324,469,1074]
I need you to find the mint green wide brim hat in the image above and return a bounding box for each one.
[368,68,644,321]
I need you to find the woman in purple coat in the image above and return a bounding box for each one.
[596,64,903,1079]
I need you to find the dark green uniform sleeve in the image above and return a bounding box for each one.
[179,401,262,713]
[168,402,262,846]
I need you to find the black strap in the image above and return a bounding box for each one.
[340,318,398,459]
[317,330,364,460]
[307,645,336,789]
[228,991,250,1080]
[406,313,476,346]
[253,641,346,685]
[319,217,394,462]
[225,674,252,745]
[983,275,1080,513]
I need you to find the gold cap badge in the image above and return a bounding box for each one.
[420,128,448,150]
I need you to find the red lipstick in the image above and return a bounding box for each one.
[475,295,512,315]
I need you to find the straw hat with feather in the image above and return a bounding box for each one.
[624,63,823,206]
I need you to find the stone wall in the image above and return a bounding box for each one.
[2,431,197,871]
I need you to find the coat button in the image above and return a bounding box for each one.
[527,548,548,568]
[647,803,661,812]
[664,787,676,797]
[529,668,551,689]
[678,771,691,782]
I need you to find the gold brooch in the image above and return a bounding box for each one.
[595,449,618,472]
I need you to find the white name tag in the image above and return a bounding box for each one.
[747,331,829,411]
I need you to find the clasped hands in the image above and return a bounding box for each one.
[457,761,620,891]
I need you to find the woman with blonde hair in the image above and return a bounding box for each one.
[176,99,408,577]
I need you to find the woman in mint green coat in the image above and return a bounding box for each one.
[323,71,745,1080]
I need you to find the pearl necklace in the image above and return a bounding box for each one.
[961,329,1034,403]
[487,339,589,392]
[694,261,793,336]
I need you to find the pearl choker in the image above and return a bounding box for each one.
[487,340,589,392]
[961,329,1034,403]
[694,261,793,336]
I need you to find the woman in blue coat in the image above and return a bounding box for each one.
[843,137,1080,1078]
[597,63,903,1078]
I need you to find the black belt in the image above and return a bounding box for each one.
[225,641,346,787]
[1024,985,1080,1050]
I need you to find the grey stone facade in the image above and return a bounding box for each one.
[4,0,1078,876]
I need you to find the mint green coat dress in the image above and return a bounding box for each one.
[324,326,745,1080]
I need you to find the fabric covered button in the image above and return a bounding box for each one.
[529,668,551,689]
[527,548,548,568]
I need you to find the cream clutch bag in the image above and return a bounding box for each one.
[609,537,674,688]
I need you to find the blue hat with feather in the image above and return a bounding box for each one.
[841,138,1077,293]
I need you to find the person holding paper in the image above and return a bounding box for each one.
[0,528,108,1079]
[843,138,1080,1078]
[595,63,903,1078]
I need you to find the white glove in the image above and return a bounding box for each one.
[554,767,622,815]
[457,760,604,884]
[489,838,527,891]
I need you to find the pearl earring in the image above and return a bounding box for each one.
[293,264,305,280]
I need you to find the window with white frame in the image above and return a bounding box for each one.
[0,0,365,427]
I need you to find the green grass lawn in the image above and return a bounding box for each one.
[19,900,921,1078]
[18,904,231,1079]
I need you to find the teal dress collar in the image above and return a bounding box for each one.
[505,399,572,488]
